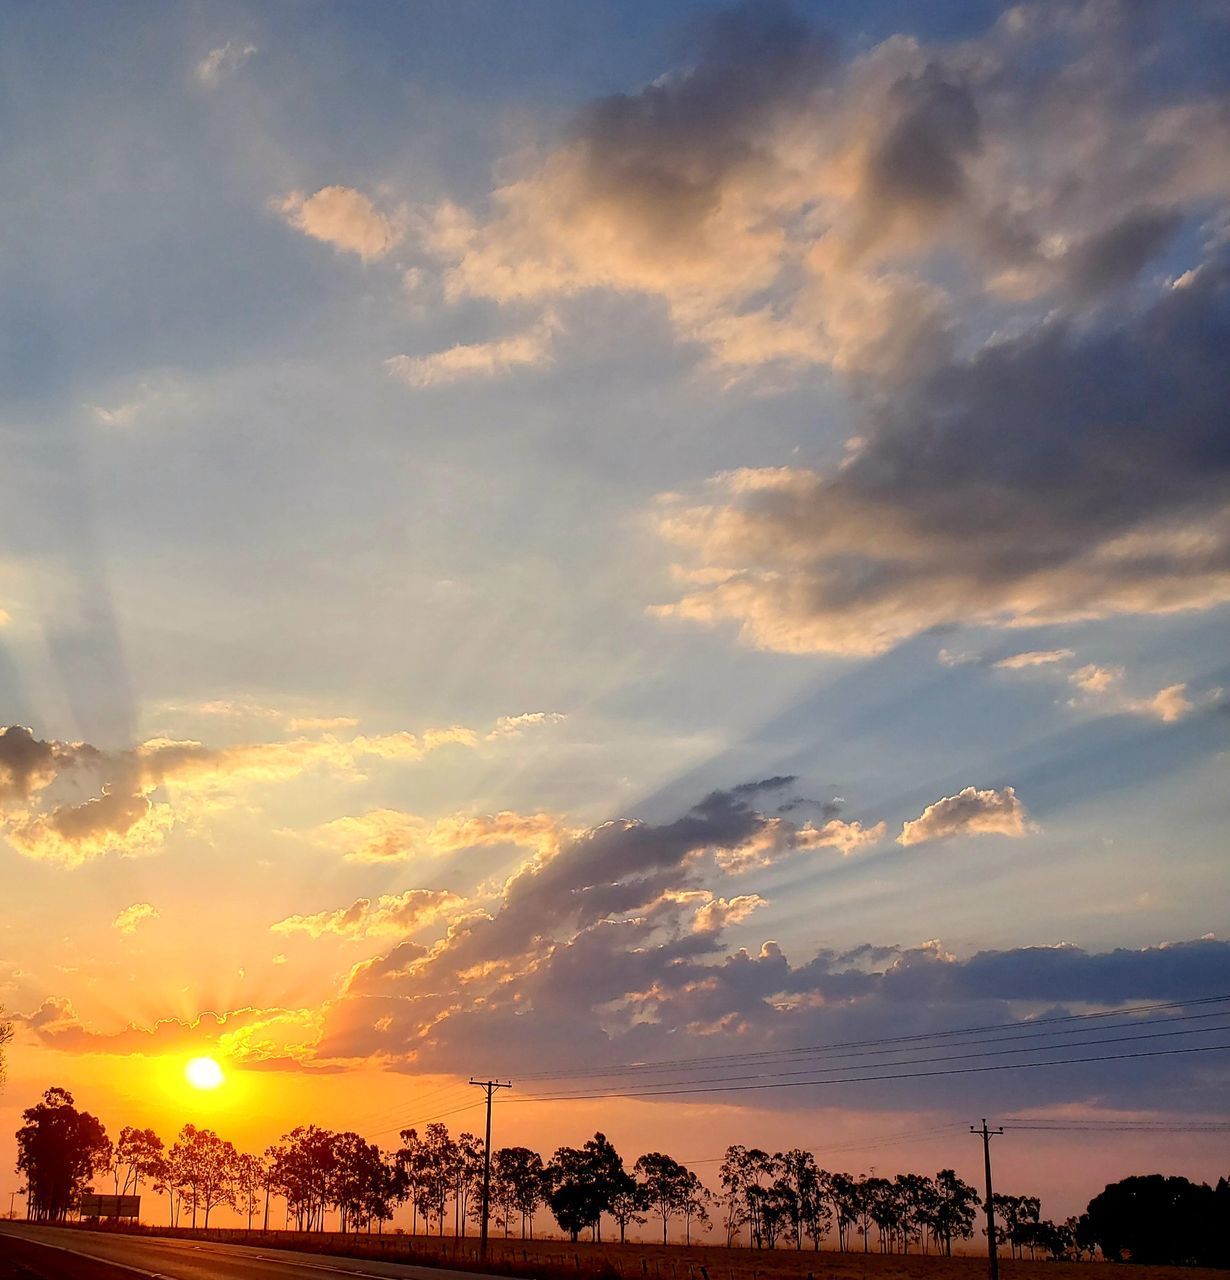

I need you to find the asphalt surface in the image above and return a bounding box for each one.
[0,1225,501,1280]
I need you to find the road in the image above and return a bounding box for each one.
[0,1224,502,1280]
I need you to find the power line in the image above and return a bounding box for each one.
[512,994,1230,1082]
[508,1040,1230,1103]
[366,1098,484,1140]
[514,1022,1230,1099]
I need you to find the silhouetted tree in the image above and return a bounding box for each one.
[232,1152,265,1229]
[16,1087,110,1222]
[0,1009,12,1092]
[680,1169,711,1245]
[111,1126,165,1197]
[172,1124,237,1229]
[1085,1174,1228,1267]
[489,1146,546,1239]
[926,1168,979,1256]
[775,1150,828,1250]
[635,1152,692,1245]
[548,1134,625,1242]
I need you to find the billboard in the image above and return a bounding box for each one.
[79,1194,140,1219]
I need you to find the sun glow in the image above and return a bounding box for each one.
[185,1056,225,1090]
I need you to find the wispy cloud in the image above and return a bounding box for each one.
[195,41,256,88]
[386,313,558,388]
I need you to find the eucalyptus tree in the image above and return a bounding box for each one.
[775,1149,828,1250]
[16,1087,110,1223]
[635,1152,692,1245]
[111,1126,165,1198]
[928,1168,979,1255]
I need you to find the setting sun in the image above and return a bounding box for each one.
[184,1056,225,1091]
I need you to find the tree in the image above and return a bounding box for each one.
[111,1126,165,1197]
[547,1134,626,1243]
[1085,1174,1226,1267]
[452,1131,483,1237]
[233,1152,266,1229]
[827,1172,860,1252]
[608,1174,648,1244]
[634,1152,691,1245]
[718,1146,772,1248]
[775,1150,828,1250]
[0,1008,12,1092]
[16,1087,110,1222]
[490,1146,546,1239]
[927,1169,979,1256]
[680,1170,711,1246]
[171,1124,237,1229]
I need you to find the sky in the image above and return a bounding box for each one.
[1,0,1229,1232]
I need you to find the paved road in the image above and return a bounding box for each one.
[0,1224,501,1280]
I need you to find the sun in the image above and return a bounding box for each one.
[184,1056,225,1090]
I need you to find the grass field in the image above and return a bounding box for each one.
[52,1226,1230,1280]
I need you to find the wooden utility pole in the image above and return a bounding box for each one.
[972,1119,1004,1280]
[470,1078,511,1260]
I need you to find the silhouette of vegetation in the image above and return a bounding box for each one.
[11,1083,1230,1264]
[1086,1175,1230,1267]
[0,1007,12,1092]
[16,1087,111,1222]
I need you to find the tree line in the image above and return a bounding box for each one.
[14,1087,1229,1265]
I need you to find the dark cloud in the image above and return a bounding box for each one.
[308,775,1230,1113]
[1065,206,1181,297]
[658,253,1230,653]
[0,725,98,804]
[573,0,832,247]
[860,64,981,239]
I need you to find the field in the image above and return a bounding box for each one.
[51,1226,1229,1280]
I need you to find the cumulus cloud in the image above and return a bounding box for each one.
[271,889,463,940]
[195,41,256,87]
[386,313,558,388]
[654,258,1230,654]
[1065,666,1209,723]
[0,721,483,867]
[112,903,158,935]
[898,786,1034,847]
[414,1,1230,386]
[280,186,403,261]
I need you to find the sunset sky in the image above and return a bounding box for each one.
[2,0,1229,1230]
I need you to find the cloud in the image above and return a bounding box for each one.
[271,889,463,940]
[195,41,256,87]
[0,721,482,867]
[714,814,885,872]
[1135,683,1194,724]
[653,257,1230,654]
[692,893,766,934]
[386,314,558,388]
[1066,667,1208,723]
[898,786,1034,847]
[485,711,567,739]
[112,903,158,935]
[304,807,571,864]
[279,186,402,261]
[1071,664,1123,694]
[0,726,96,805]
[994,649,1076,670]
[415,2,1230,386]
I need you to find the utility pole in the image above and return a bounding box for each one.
[971,1120,1004,1280]
[470,1078,511,1261]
